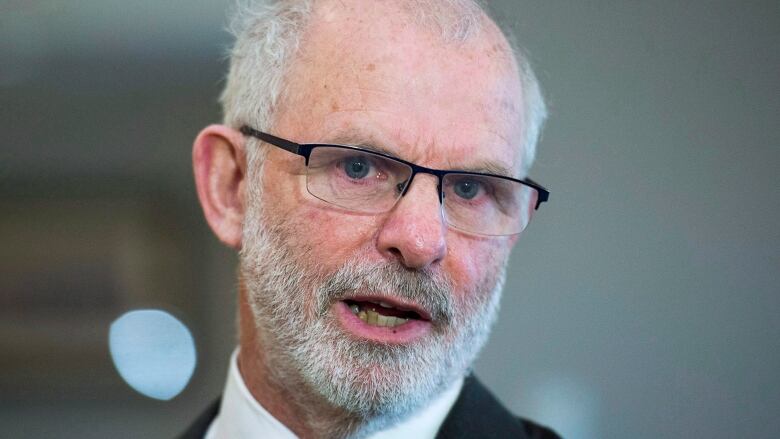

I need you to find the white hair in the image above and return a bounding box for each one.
[220,0,547,175]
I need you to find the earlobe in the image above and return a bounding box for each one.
[193,125,247,249]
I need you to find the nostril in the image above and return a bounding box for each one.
[388,247,403,260]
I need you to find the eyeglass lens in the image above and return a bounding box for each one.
[305,146,538,236]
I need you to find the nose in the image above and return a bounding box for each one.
[376,174,447,269]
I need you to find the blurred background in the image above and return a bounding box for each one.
[1,0,777,438]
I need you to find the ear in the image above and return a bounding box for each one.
[193,124,247,249]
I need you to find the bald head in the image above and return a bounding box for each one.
[314,0,487,41]
[276,1,522,156]
[220,0,545,174]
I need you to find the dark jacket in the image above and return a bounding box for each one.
[179,374,561,438]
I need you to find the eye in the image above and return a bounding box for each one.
[453,179,482,199]
[343,156,371,179]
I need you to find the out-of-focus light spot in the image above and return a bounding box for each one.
[521,375,600,439]
[109,309,196,400]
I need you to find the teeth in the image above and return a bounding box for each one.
[348,301,410,328]
[378,314,408,327]
[368,309,378,325]
[356,309,408,328]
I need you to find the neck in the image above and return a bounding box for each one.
[237,286,369,439]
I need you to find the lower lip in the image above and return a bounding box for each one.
[334,301,431,344]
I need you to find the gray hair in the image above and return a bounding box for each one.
[220,0,547,175]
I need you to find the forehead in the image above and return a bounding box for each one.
[276,0,526,175]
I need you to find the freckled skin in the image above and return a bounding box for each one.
[260,0,523,319]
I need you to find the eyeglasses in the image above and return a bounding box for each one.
[240,126,549,236]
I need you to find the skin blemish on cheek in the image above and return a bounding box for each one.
[365,63,376,71]
[331,102,340,111]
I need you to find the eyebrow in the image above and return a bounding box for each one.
[325,130,399,158]
[456,161,515,179]
[323,129,517,179]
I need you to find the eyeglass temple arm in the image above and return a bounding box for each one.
[523,177,549,209]
[239,126,301,155]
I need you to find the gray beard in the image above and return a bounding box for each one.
[239,194,507,432]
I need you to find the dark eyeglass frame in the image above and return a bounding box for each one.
[239,126,550,210]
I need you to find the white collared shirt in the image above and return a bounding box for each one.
[206,349,464,439]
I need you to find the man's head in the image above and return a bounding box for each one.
[193,0,546,433]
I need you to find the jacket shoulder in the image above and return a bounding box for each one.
[437,375,561,439]
[518,418,562,439]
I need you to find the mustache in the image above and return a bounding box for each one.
[315,260,454,324]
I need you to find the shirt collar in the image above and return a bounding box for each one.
[206,349,464,439]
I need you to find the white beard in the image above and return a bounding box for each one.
[239,188,508,425]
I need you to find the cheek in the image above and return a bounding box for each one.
[292,207,381,266]
[444,237,509,298]
[261,160,383,269]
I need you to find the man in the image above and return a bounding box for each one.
[185,0,557,437]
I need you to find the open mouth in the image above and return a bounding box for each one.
[342,299,426,328]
